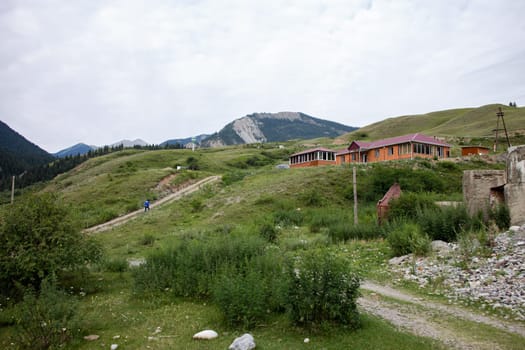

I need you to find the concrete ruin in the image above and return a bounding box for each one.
[463,145,525,225]
[505,145,525,225]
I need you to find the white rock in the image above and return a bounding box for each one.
[229,333,256,350]
[110,345,118,350]
[193,330,218,340]
[431,240,451,253]
[304,338,310,343]
[509,226,521,232]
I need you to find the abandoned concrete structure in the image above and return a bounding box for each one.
[463,145,525,225]
[505,145,525,225]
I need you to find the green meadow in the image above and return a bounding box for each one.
[1,140,521,349]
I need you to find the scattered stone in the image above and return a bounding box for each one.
[110,345,118,350]
[83,334,100,341]
[229,333,256,350]
[390,228,525,321]
[389,255,410,265]
[193,329,218,340]
[304,337,310,343]
[509,226,521,232]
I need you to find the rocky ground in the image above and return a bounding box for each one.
[389,224,525,321]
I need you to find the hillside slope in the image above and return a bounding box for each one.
[341,104,525,141]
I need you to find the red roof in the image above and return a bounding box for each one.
[347,133,450,151]
[290,147,337,157]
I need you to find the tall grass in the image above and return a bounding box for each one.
[132,233,267,298]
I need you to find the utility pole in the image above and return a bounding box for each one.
[353,167,358,225]
[11,175,15,204]
[493,107,511,152]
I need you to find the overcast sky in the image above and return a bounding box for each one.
[1,0,524,152]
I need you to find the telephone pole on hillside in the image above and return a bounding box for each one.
[493,107,511,152]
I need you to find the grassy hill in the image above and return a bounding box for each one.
[340,104,525,142]
[2,140,521,349]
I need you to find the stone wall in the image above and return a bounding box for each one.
[463,170,506,218]
[506,145,525,225]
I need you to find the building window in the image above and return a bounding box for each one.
[398,143,410,155]
[388,147,394,156]
[413,143,431,155]
[375,150,380,158]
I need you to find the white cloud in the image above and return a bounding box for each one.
[0,0,524,152]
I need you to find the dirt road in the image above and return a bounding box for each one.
[84,175,221,234]
[359,281,525,349]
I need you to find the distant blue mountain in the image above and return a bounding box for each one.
[160,134,210,147]
[54,143,95,158]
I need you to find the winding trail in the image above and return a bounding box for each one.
[84,175,221,234]
[359,281,525,349]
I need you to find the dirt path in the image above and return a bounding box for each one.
[359,281,525,349]
[84,175,221,234]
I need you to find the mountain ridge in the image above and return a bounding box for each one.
[0,120,54,183]
[202,112,357,147]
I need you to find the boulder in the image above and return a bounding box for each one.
[83,334,100,341]
[431,240,451,254]
[193,329,218,340]
[229,333,256,350]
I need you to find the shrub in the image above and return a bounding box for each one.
[140,234,155,246]
[213,251,288,327]
[386,221,430,257]
[132,234,267,298]
[300,189,324,207]
[259,222,279,243]
[12,278,80,350]
[328,222,383,242]
[186,156,200,170]
[387,192,438,221]
[0,193,102,298]
[222,171,247,186]
[417,205,471,242]
[489,204,511,231]
[307,208,345,233]
[286,250,361,328]
[190,198,204,212]
[273,208,303,227]
[103,258,129,273]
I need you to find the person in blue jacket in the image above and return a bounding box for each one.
[144,199,150,212]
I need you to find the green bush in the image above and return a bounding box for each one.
[0,193,102,298]
[190,198,204,212]
[387,192,438,221]
[222,171,247,186]
[140,233,155,246]
[307,208,345,233]
[328,222,383,242]
[213,251,288,327]
[286,250,361,328]
[386,221,430,257]
[300,189,324,207]
[489,204,511,231]
[12,279,80,350]
[186,156,200,170]
[417,205,471,242]
[103,258,129,273]
[132,234,267,298]
[273,208,303,227]
[259,222,279,243]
